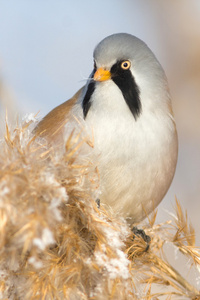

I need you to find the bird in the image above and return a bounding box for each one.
[34,33,178,224]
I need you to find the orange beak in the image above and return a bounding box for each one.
[93,68,111,82]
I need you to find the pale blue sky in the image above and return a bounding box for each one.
[0,0,166,114]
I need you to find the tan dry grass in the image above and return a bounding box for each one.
[0,116,199,299]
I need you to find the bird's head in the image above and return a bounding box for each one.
[82,33,169,120]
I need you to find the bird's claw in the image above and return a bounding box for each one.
[132,226,151,252]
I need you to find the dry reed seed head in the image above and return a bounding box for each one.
[172,198,196,247]
[0,116,200,299]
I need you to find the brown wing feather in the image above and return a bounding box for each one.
[34,87,84,143]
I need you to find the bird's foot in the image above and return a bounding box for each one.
[132,226,151,252]
[95,198,100,209]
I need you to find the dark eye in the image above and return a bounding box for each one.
[121,60,131,70]
[94,60,97,70]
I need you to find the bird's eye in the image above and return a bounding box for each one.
[121,60,131,70]
[94,60,97,70]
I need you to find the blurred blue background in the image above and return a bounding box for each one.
[0,0,200,247]
[0,0,174,114]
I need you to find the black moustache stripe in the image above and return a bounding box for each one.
[111,62,141,120]
[82,70,96,119]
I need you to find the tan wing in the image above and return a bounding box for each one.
[33,87,84,143]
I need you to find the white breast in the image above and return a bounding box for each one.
[73,81,178,223]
